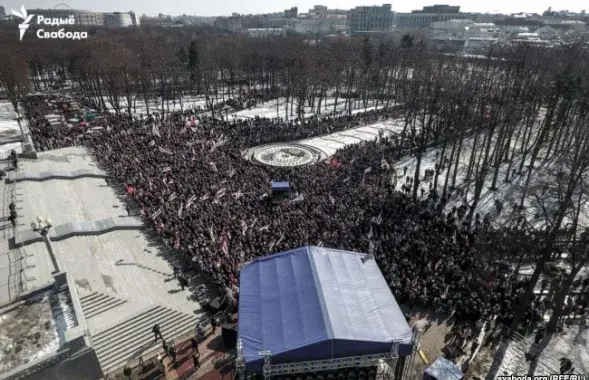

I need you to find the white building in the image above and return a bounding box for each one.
[535,26,559,40]
[464,37,499,53]
[292,15,347,35]
[104,12,138,27]
[246,28,286,38]
[430,19,498,40]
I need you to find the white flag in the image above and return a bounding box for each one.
[184,195,195,210]
[209,225,216,242]
[152,124,161,137]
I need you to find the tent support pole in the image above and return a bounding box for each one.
[236,339,246,380]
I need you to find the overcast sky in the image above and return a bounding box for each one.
[1,0,586,17]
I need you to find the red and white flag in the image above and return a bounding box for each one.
[241,220,248,236]
[220,232,229,256]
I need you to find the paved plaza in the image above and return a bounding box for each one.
[1,146,206,373]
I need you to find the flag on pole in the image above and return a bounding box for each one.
[220,232,229,256]
[152,124,161,137]
[177,202,183,218]
[209,225,216,242]
[371,213,383,225]
[186,195,196,209]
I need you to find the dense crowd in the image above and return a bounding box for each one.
[22,94,543,330]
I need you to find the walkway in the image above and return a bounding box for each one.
[244,118,406,167]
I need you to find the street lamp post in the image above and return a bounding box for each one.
[31,215,59,273]
[31,215,52,235]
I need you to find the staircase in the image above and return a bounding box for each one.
[49,287,78,333]
[80,292,128,319]
[92,305,199,373]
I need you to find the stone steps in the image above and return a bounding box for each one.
[80,292,128,319]
[49,288,78,332]
[92,305,198,374]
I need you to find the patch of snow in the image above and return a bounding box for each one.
[299,119,405,158]
[233,97,380,120]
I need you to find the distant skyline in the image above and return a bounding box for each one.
[0,0,585,17]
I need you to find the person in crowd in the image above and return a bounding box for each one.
[152,324,163,341]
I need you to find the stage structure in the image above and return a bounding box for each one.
[237,246,416,380]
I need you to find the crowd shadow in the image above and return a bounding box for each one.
[115,259,171,277]
[484,338,511,380]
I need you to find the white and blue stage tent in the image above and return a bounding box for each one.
[238,246,413,372]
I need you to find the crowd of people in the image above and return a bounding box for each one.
[21,93,544,331]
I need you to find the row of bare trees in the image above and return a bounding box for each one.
[2,26,589,332]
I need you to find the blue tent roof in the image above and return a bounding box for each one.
[271,181,290,192]
[424,357,463,380]
[238,246,413,372]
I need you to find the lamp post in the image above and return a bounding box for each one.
[31,215,59,273]
[31,215,52,236]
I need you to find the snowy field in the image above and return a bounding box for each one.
[0,100,23,158]
[472,325,588,378]
[389,122,589,230]
[233,97,380,120]
[100,94,226,117]
[301,119,404,158]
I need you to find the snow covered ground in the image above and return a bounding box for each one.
[0,100,23,158]
[300,118,404,158]
[233,97,380,120]
[100,94,226,117]
[473,325,588,378]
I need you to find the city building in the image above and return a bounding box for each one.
[542,19,587,32]
[0,5,6,17]
[292,15,347,35]
[348,4,396,34]
[535,25,559,40]
[309,5,348,16]
[284,7,298,18]
[464,37,499,53]
[104,12,139,28]
[214,14,242,33]
[26,8,139,27]
[246,28,286,37]
[397,4,471,29]
[493,17,544,32]
[431,19,498,40]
